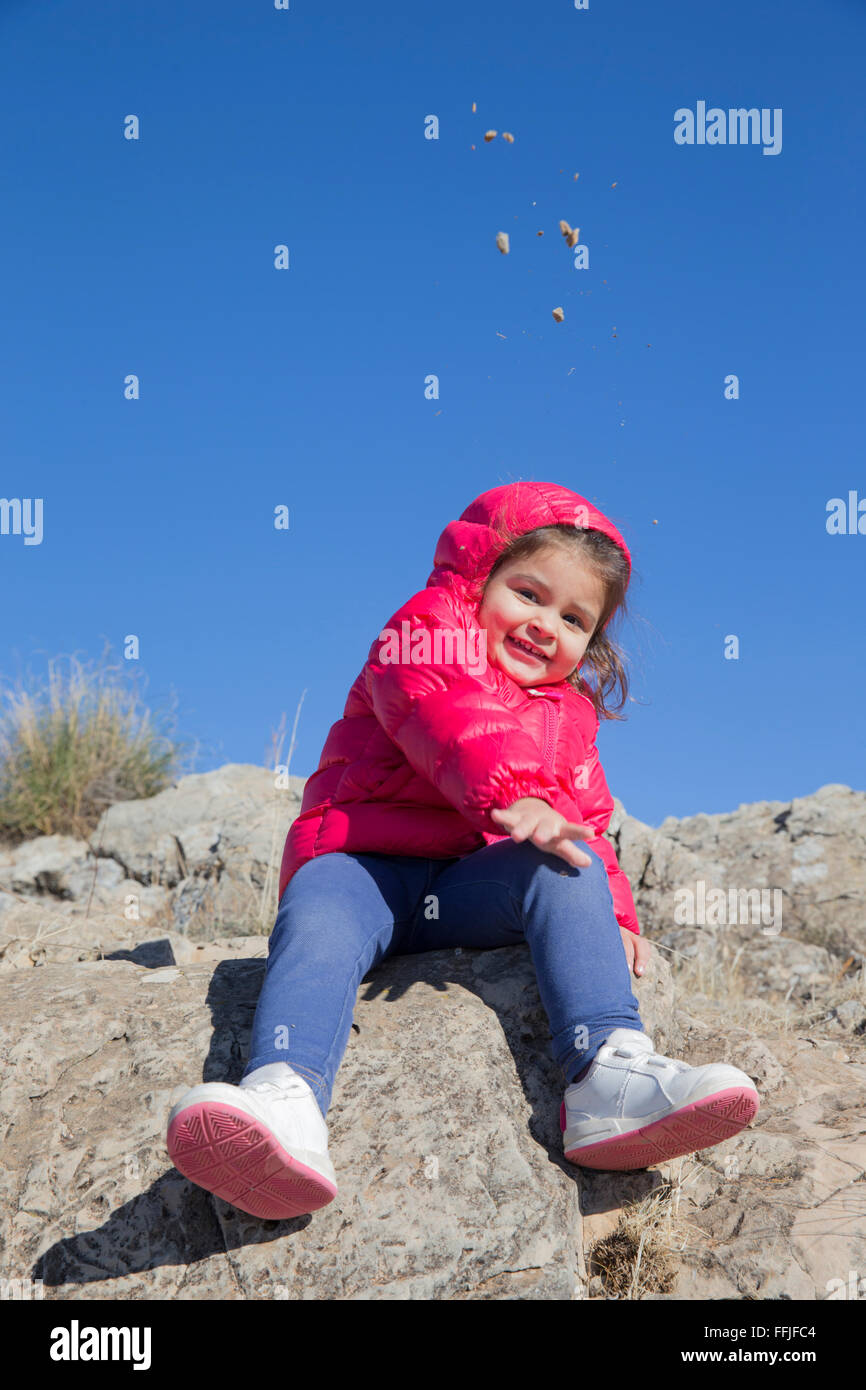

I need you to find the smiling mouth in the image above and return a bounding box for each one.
[507,635,548,661]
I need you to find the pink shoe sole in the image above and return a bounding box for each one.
[560,1086,759,1170]
[167,1101,338,1219]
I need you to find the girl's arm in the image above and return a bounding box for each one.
[364,588,581,837]
[577,740,641,936]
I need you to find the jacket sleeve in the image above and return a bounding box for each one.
[577,738,641,936]
[364,591,581,836]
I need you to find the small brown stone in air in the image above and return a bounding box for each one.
[502,132,514,142]
[484,130,497,142]
[496,231,510,254]
[559,220,579,248]
[472,102,477,113]
[552,307,564,322]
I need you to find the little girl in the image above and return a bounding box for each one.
[166,480,759,1221]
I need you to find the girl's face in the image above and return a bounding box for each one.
[477,546,607,687]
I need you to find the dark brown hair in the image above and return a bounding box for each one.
[466,520,633,721]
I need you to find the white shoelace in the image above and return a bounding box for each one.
[245,1077,312,1101]
[611,1044,690,1073]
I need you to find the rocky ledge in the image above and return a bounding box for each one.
[0,769,864,1300]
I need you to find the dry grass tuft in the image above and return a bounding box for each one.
[0,641,195,845]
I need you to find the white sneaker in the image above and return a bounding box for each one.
[560,1028,760,1170]
[166,1062,338,1219]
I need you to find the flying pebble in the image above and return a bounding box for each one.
[484,130,497,142]
[537,230,544,236]
[502,131,514,142]
[472,101,477,112]
[552,307,564,322]
[496,231,510,254]
[559,220,580,247]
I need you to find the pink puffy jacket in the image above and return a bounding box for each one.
[278,481,640,936]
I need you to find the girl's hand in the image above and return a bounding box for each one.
[491,797,596,869]
[620,926,652,977]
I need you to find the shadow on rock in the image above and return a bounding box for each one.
[32,1172,313,1288]
[103,938,178,969]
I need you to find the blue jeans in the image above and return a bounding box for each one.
[241,839,644,1119]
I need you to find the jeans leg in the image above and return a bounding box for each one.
[407,838,644,1085]
[242,852,430,1119]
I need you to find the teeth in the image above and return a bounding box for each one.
[511,637,543,658]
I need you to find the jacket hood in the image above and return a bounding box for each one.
[425,480,631,632]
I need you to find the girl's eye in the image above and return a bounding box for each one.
[516,589,584,629]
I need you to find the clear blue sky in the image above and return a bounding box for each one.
[2,0,864,829]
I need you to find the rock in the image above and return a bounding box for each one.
[674,1016,787,1093]
[580,1027,866,1301]
[1,835,101,898]
[607,784,866,973]
[0,889,21,922]
[0,947,648,1300]
[0,766,306,939]
[823,1000,866,1035]
[92,764,304,891]
[4,773,864,970]
[654,930,838,1002]
[2,771,866,1298]
[662,1035,866,1300]
[0,895,267,973]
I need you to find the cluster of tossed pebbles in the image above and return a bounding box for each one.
[470,103,648,499]
[474,103,584,322]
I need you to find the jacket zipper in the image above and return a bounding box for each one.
[540,698,556,772]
